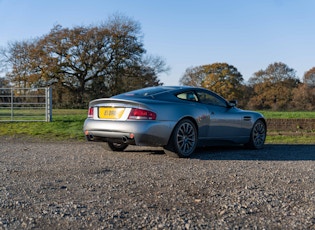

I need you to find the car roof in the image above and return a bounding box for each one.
[110,86,231,106]
[114,86,197,98]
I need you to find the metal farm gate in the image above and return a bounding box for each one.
[0,87,52,122]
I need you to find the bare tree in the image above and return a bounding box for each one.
[304,67,315,88]
[4,41,38,88]
[180,66,206,86]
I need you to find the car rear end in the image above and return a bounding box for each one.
[83,98,174,146]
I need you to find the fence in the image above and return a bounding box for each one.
[0,87,52,122]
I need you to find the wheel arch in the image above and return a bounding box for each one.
[164,116,199,157]
[168,116,199,143]
[256,118,267,131]
[245,118,267,149]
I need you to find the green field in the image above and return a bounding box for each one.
[0,109,314,144]
[0,108,48,121]
[259,111,315,119]
[0,109,87,141]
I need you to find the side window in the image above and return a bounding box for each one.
[176,91,198,102]
[196,91,227,107]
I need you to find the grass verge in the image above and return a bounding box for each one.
[267,132,315,144]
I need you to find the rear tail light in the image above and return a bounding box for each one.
[88,107,94,118]
[128,108,156,120]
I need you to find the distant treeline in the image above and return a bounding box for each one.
[179,62,315,111]
[0,15,314,110]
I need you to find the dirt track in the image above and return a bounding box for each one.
[0,137,315,229]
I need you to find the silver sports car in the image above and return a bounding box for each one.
[83,86,266,157]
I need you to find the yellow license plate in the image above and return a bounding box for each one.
[98,107,125,119]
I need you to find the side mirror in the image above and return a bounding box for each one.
[229,100,238,107]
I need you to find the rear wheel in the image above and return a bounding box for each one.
[246,120,266,149]
[107,141,128,151]
[164,119,197,158]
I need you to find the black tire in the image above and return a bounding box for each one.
[164,119,197,158]
[246,119,266,149]
[107,141,128,151]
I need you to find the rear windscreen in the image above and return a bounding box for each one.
[115,87,176,97]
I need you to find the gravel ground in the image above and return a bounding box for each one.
[0,137,315,229]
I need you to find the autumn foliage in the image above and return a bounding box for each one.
[0,15,167,108]
[180,62,315,111]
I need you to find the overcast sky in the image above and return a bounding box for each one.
[1,0,314,85]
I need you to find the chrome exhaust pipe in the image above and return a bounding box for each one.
[86,134,94,141]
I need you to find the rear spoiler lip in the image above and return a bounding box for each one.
[89,98,146,108]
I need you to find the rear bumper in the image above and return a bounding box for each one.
[83,119,175,146]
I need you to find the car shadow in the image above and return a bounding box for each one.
[190,144,315,161]
[125,144,315,161]
[125,148,166,155]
